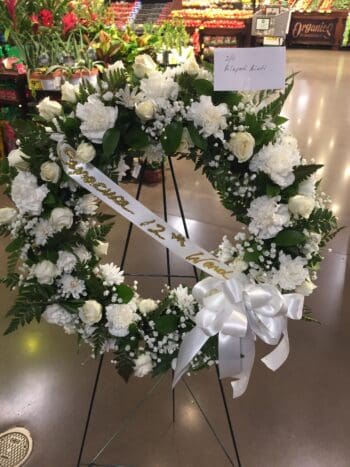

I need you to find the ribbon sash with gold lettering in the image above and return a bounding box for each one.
[58,143,233,280]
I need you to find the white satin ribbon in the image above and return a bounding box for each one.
[173,274,304,398]
[58,143,233,280]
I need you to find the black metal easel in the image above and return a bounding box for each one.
[76,157,242,467]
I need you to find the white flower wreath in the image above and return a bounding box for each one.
[0,53,339,397]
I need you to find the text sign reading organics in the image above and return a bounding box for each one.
[214,47,286,92]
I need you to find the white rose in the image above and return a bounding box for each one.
[133,54,157,78]
[57,250,77,273]
[227,132,255,162]
[295,279,317,296]
[139,299,157,315]
[135,100,156,121]
[76,95,118,144]
[76,142,96,163]
[0,207,17,225]
[8,148,29,170]
[37,97,62,120]
[11,171,48,216]
[94,241,109,257]
[177,128,193,154]
[79,300,103,324]
[33,260,58,285]
[134,353,153,377]
[50,207,74,231]
[40,162,61,183]
[288,195,315,219]
[61,81,78,103]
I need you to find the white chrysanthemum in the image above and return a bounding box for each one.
[217,235,236,263]
[140,71,179,104]
[271,252,309,291]
[106,300,138,337]
[247,196,290,239]
[170,285,196,315]
[73,245,92,263]
[11,171,48,216]
[57,251,77,274]
[42,304,76,334]
[75,194,99,216]
[97,263,124,286]
[187,95,228,140]
[58,274,86,299]
[116,85,142,109]
[76,94,118,144]
[31,219,54,246]
[250,137,301,188]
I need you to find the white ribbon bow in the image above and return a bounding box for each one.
[173,274,304,398]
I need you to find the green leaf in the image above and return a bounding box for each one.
[5,237,24,253]
[43,192,57,208]
[63,117,80,139]
[274,116,289,126]
[103,127,120,158]
[266,183,281,197]
[275,229,306,247]
[155,315,179,334]
[212,91,241,107]
[160,122,183,156]
[294,164,323,184]
[124,126,149,150]
[187,122,208,151]
[193,79,214,96]
[116,284,134,303]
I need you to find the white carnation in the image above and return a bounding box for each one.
[106,300,138,337]
[187,95,228,140]
[57,250,77,274]
[139,299,158,315]
[31,219,54,246]
[32,260,58,285]
[75,194,99,216]
[98,263,124,286]
[76,95,118,144]
[271,252,309,291]
[43,304,75,333]
[140,71,179,103]
[11,171,48,216]
[247,196,290,240]
[134,353,153,377]
[250,137,301,188]
[37,97,62,121]
[73,245,92,263]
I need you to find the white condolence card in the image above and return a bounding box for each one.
[214,47,286,92]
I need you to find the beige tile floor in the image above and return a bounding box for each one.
[1,49,350,467]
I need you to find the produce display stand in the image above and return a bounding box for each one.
[286,10,348,48]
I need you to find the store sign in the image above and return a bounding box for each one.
[214,47,286,91]
[290,18,338,43]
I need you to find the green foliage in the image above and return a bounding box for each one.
[187,123,207,151]
[102,127,121,160]
[124,126,149,150]
[192,79,214,96]
[155,315,179,334]
[160,122,183,155]
[275,229,307,247]
[293,164,323,184]
[116,284,134,303]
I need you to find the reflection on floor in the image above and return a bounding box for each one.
[1,49,350,467]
